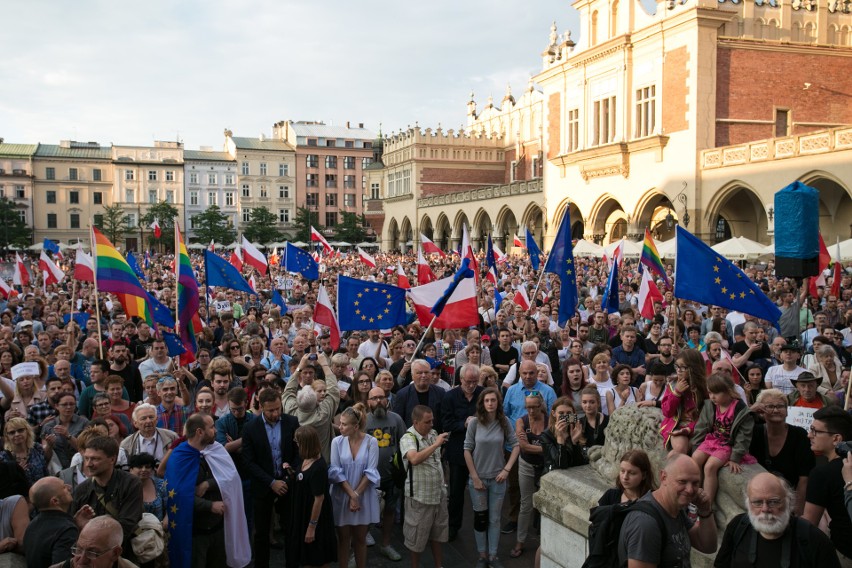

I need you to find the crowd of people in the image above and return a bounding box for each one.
[0,245,850,568]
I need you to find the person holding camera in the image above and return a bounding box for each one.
[540,396,586,471]
[511,391,546,558]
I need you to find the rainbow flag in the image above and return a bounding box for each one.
[92,227,153,325]
[175,222,201,364]
[640,228,670,287]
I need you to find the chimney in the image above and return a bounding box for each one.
[346,121,350,128]
[359,123,364,128]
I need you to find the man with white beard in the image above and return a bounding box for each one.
[715,472,839,568]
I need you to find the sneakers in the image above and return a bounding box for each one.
[378,545,402,561]
[489,557,505,568]
[365,532,375,546]
[500,521,517,534]
[475,558,489,568]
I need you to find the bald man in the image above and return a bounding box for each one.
[715,472,839,568]
[619,454,717,568]
[57,515,132,568]
[25,477,79,568]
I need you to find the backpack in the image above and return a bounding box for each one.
[582,499,667,568]
[728,514,816,568]
[389,432,418,491]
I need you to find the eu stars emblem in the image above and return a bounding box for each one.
[337,276,408,331]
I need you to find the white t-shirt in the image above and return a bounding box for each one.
[765,364,809,395]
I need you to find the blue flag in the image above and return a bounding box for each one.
[674,226,782,326]
[284,242,319,280]
[432,258,475,318]
[270,289,289,314]
[145,291,176,329]
[337,276,408,331]
[161,331,187,357]
[205,250,256,295]
[544,210,579,327]
[165,441,201,568]
[526,227,541,271]
[126,252,146,281]
[600,258,620,314]
[43,239,61,256]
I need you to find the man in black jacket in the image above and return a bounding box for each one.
[26,477,79,568]
[393,359,444,430]
[242,388,300,568]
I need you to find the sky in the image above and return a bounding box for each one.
[0,0,576,150]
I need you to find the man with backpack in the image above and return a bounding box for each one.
[715,472,839,568]
[618,454,717,568]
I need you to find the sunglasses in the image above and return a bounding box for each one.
[5,429,25,436]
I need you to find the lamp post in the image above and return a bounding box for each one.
[665,182,690,230]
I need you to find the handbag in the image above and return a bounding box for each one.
[132,512,166,563]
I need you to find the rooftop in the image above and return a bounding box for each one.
[230,137,294,152]
[288,121,375,140]
[184,150,235,162]
[0,143,38,158]
[35,143,111,160]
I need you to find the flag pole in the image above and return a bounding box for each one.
[174,218,181,339]
[413,314,439,358]
[90,222,104,359]
[204,251,211,326]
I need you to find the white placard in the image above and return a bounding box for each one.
[785,406,816,430]
[213,300,232,313]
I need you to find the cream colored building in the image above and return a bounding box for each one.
[32,141,114,245]
[184,149,238,240]
[0,143,36,241]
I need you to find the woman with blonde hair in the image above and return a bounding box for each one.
[0,417,49,484]
[0,362,48,421]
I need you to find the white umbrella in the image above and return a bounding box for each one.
[357,242,379,248]
[572,240,604,258]
[829,238,852,262]
[603,238,644,259]
[292,241,308,247]
[335,241,352,247]
[711,236,767,260]
[225,243,240,250]
[26,243,43,251]
[187,243,206,250]
[656,238,677,259]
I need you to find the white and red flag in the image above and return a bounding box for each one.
[73,248,94,282]
[513,285,531,310]
[310,226,333,254]
[357,247,376,268]
[638,269,664,320]
[229,246,244,272]
[150,219,162,239]
[0,279,13,299]
[39,251,65,286]
[241,237,268,275]
[13,253,29,287]
[420,233,446,257]
[513,234,524,248]
[408,275,479,329]
[417,247,436,285]
[313,285,341,350]
[396,262,411,289]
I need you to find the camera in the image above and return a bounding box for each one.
[558,413,577,425]
[308,354,318,361]
[836,441,852,458]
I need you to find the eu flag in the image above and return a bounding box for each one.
[337,276,408,331]
[161,331,188,357]
[270,289,289,314]
[526,227,541,271]
[127,252,146,281]
[600,258,620,314]
[165,441,200,568]
[205,250,256,295]
[544,210,578,327]
[43,239,61,256]
[145,291,176,329]
[285,243,319,280]
[674,226,781,325]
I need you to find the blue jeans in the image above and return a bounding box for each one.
[468,477,506,557]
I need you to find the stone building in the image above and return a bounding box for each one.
[184,149,238,240]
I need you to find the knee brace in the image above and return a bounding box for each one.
[474,509,489,532]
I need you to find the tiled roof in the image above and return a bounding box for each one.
[184,150,235,162]
[35,144,111,160]
[230,137,293,151]
[289,122,375,140]
[0,144,38,157]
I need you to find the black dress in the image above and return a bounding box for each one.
[287,457,337,567]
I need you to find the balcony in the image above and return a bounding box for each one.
[418,178,542,208]
[701,125,852,169]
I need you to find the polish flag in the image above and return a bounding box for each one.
[208,240,215,252]
[249,274,258,293]
[417,247,436,285]
[831,241,843,298]
[13,253,29,287]
[73,248,94,282]
[461,224,479,279]
[313,285,340,350]
[513,285,531,310]
[809,234,832,297]
[312,250,321,263]
[409,275,479,329]
[229,246,244,272]
[493,242,507,264]
[150,219,162,239]
[396,262,411,289]
[0,279,13,299]
[420,234,446,257]
[513,234,524,248]
[486,264,499,286]
[358,247,376,268]
[39,251,65,286]
[311,226,332,254]
[241,237,268,274]
[638,269,664,320]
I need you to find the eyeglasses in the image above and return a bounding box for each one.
[157,377,175,384]
[5,429,25,435]
[523,390,540,397]
[809,426,838,436]
[369,395,387,401]
[763,404,786,412]
[230,345,241,350]
[71,546,112,560]
[58,402,76,407]
[748,499,784,510]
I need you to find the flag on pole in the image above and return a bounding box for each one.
[461,224,479,280]
[74,248,94,282]
[493,242,507,264]
[313,285,341,350]
[600,256,620,314]
[126,252,146,281]
[417,247,436,284]
[513,286,531,310]
[513,234,524,248]
[310,226,333,254]
[208,240,215,252]
[336,277,408,331]
[43,239,63,259]
[13,253,29,287]
[204,250,256,295]
[144,250,151,269]
[249,274,257,292]
[268,248,280,266]
[229,246,244,272]
[92,227,153,325]
[0,278,13,299]
[485,234,499,286]
[831,241,843,299]
[640,228,670,287]
[543,209,579,327]
[270,289,288,315]
[150,219,162,239]
[525,227,541,270]
[638,269,664,320]
[284,242,319,280]
[357,247,376,268]
[241,237,268,274]
[176,221,201,365]
[38,251,65,286]
[420,233,446,257]
[396,262,411,290]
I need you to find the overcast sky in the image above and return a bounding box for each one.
[0,0,575,150]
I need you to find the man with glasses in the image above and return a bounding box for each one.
[366,385,406,560]
[58,516,134,568]
[715,472,839,568]
[122,403,177,461]
[502,341,551,389]
[390,335,418,388]
[804,406,852,566]
[76,360,113,419]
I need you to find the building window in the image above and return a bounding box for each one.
[306,193,319,207]
[148,170,157,181]
[325,174,337,188]
[189,217,195,229]
[279,185,289,198]
[567,108,580,152]
[325,212,337,227]
[166,171,174,182]
[16,210,24,223]
[125,169,135,181]
[69,168,78,181]
[225,192,235,206]
[208,192,217,206]
[370,183,380,200]
[306,155,319,168]
[70,191,79,204]
[225,173,235,185]
[510,161,517,183]
[208,173,217,185]
[189,173,199,184]
[242,184,251,197]
[307,138,317,146]
[279,164,289,176]
[125,189,135,202]
[593,96,617,146]
[190,191,198,206]
[362,157,373,169]
[775,108,791,137]
[341,175,354,189]
[47,213,57,229]
[93,192,102,204]
[93,168,102,181]
[326,194,337,207]
[241,162,249,175]
[345,140,355,148]
[46,191,56,204]
[14,185,24,199]
[306,174,319,187]
[325,156,337,169]
[46,167,55,180]
[127,213,137,228]
[343,156,356,169]
[148,189,157,203]
[326,140,336,147]
[279,209,290,223]
[260,185,268,198]
[260,163,267,176]
[344,193,356,207]
[165,190,174,203]
[70,214,80,229]
[93,214,103,227]
[364,142,372,149]
[635,86,656,138]
[242,209,251,223]
[532,157,540,178]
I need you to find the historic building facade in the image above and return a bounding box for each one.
[0,143,36,237]
[184,149,238,239]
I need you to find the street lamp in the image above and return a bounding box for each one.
[665,182,690,229]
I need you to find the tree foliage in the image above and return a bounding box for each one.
[243,206,283,244]
[140,201,180,249]
[0,198,31,249]
[95,204,131,245]
[335,211,369,244]
[293,206,319,242]
[189,205,236,246]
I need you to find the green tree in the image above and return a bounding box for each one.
[293,206,319,242]
[0,198,31,250]
[243,206,283,244]
[140,201,179,249]
[336,211,368,244]
[190,205,236,246]
[95,204,131,245]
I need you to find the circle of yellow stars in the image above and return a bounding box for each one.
[712,257,755,301]
[353,287,395,323]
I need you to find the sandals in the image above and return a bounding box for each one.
[510,545,525,558]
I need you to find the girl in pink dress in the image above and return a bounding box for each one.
[660,349,707,453]
[691,373,756,506]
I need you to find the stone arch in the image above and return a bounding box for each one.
[611,0,620,37]
[452,210,470,241]
[633,189,677,241]
[725,16,743,37]
[754,17,766,40]
[521,203,545,248]
[841,25,852,46]
[704,181,769,244]
[400,217,413,253]
[797,171,852,242]
[387,217,400,251]
[495,206,519,248]
[591,10,599,45]
[471,208,493,251]
[804,21,816,42]
[588,194,628,244]
[767,19,780,40]
[419,215,433,241]
[551,199,586,240]
[792,21,803,42]
[434,213,451,250]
